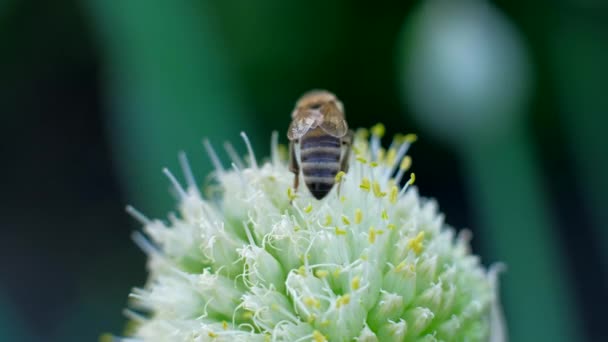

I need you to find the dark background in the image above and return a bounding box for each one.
[0,1,606,341]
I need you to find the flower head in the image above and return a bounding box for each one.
[120,126,503,341]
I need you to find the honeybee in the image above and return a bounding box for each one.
[287,90,354,199]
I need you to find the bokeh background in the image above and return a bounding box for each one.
[1,0,606,341]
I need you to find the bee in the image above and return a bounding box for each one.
[287,90,354,199]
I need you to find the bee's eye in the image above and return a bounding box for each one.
[309,103,322,110]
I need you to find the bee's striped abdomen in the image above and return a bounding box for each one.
[300,132,341,199]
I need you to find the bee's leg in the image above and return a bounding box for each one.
[289,140,300,196]
[337,130,354,195]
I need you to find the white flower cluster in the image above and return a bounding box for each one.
[120,126,504,342]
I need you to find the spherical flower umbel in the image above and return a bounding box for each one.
[120,126,504,342]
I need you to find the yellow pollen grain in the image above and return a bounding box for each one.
[372,181,386,197]
[400,155,412,171]
[294,225,301,232]
[337,294,351,307]
[304,296,321,308]
[370,161,379,168]
[222,321,228,330]
[335,227,347,235]
[407,231,425,255]
[324,215,332,226]
[340,196,346,203]
[356,156,368,164]
[304,204,313,213]
[312,330,327,342]
[408,173,416,185]
[242,311,253,320]
[335,171,346,182]
[355,209,363,224]
[381,209,389,221]
[404,133,418,143]
[389,185,398,204]
[307,315,316,324]
[351,276,361,290]
[298,266,307,276]
[369,227,377,244]
[208,331,218,338]
[315,269,329,278]
[371,123,386,137]
[387,223,396,230]
[360,178,371,192]
[287,187,297,201]
[341,215,351,225]
[386,148,397,166]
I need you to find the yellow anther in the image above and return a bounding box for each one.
[335,227,347,235]
[356,128,370,140]
[404,133,418,143]
[315,269,329,278]
[304,204,313,213]
[370,161,379,168]
[389,185,398,204]
[377,148,386,162]
[341,215,351,225]
[298,265,307,276]
[369,227,377,244]
[287,187,297,201]
[337,294,351,307]
[340,196,346,203]
[372,181,386,198]
[312,330,327,342]
[335,171,346,182]
[351,276,361,290]
[387,223,396,230]
[400,155,412,171]
[294,225,301,232]
[371,123,386,137]
[408,173,416,185]
[354,209,363,224]
[323,215,332,226]
[356,156,368,164]
[222,321,228,330]
[242,311,253,320]
[407,231,425,255]
[208,331,218,338]
[304,296,321,308]
[333,269,341,278]
[381,209,389,221]
[307,315,316,324]
[320,320,331,327]
[386,148,397,166]
[360,178,371,192]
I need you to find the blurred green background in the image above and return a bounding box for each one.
[0,0,606,341]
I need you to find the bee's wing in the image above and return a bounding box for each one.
[287,111,316,140]
[319,104,348,137]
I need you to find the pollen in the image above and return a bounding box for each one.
[369,226,377,244]
[312,330,327,342]
[304,204,313,213]
[335,227,347,235]
[372,181,386,198]
[386,148,397,166]
[354,209,363,224]
[222,321,228,330]
[387,223,396,230]
[351,276,361,290]
[335,171,346,182]
[337,294,351,307]
[287,187,297,201]
[381,209,389,221]
[323,215,332,226]
[371,123,386,138]
[208,331,218,338]
[315,269,329,278]
[404,133,418,143]
[370,161,379,168]
[341,215,351,225]
[360,178,371,192]
[305,296,321,308]
[407,231,425,255]
[408,173,416,185]
[400,155,412,171]
[389,185,399,204]
[357,156,368,164]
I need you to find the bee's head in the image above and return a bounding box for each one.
[293,90,344,117]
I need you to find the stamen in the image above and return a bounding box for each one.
[125,205,150,225]
[223,142,244,170]
[203,139,225,174]
[163,168,187,199]
[178,151,199,196]
[270,131,280,166]
[131,232,159,256]
[240,132,258,170]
